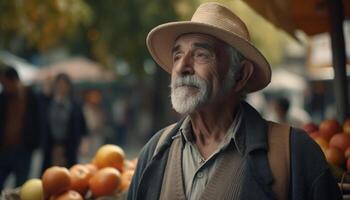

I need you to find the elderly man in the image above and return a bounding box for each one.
[127,2,341,200]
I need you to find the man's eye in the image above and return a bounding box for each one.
[194,50,211,60]
[196,53,208,58]
[173,54,182,62]
[195,49,210,56]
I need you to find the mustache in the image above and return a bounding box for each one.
[171,75,204,89]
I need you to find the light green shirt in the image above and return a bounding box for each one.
[178,106,244,200]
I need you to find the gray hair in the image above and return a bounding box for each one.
[223,45,247,98]
[226,45,244,75]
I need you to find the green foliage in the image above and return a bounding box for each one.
[0,0,92,51]
[0,0,198,76]
[85,0,180,76]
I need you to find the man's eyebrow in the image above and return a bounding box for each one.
[193,43,214,52]
[172,45,181,54]
[171,42,214,54]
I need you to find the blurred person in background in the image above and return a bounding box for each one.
[271,97,291,124]
[0,66,41,189]
[41,73,87,172]
[266,97,310,128]
[80,90,106,162]
[305,83,327,124]
[112,95,130,148]
[128,2,341,200]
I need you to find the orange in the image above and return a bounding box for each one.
[51,190,83,200]
[88,167,121,197]
[90,157,97,166]
[69,164,93,195]
[343,118,350,134]
[119,170,135,192]
[325,147,346,166]
[131,158,138,166]
[124,160,136,171]
[329,133,350,151]
[85,163,98,175]
[319,119,342,141]
[94,144,125,172]
[42,166,71,197]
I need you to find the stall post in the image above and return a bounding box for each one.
[327,0,349,122]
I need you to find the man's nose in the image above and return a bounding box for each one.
[175,52,194,76]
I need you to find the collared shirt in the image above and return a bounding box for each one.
[179,105,244,200]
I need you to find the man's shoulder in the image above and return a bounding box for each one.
[290,127,329,171]
[290,127,322,152]
[127,122,182,200]
[290,127,324,157]
[139,120,183,166]
[139,123,179,160]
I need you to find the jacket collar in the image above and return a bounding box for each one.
[241,101,268,154]
[152,117,185,159]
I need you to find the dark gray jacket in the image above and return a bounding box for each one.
[127,102,342,200]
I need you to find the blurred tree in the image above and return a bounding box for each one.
[0,0,92,52]
[0,0,195,75]
[84,0,181,76]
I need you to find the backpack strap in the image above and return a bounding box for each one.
[267,121,291,200]
[154,123,177,156]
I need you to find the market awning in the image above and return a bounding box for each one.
[243,0,350,36]
[243,0,350,122]
[35,57,115,83]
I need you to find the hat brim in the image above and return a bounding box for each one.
[147,21,271,93]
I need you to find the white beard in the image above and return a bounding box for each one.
[170,67,236,114]
[170,75,210,114]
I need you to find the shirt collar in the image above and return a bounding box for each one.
[176,104,245,155]
[178,116,193,142]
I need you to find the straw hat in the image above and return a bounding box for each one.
[146,2,271,92]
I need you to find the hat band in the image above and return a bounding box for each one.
[191,11,250,40]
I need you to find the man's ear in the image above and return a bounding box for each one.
[234,60,254,92]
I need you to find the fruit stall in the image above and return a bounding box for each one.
[303,119,350,198]
[1,144,136,200]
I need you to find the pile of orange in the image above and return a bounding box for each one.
[40,144,137,200]
[303,118,350,171]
